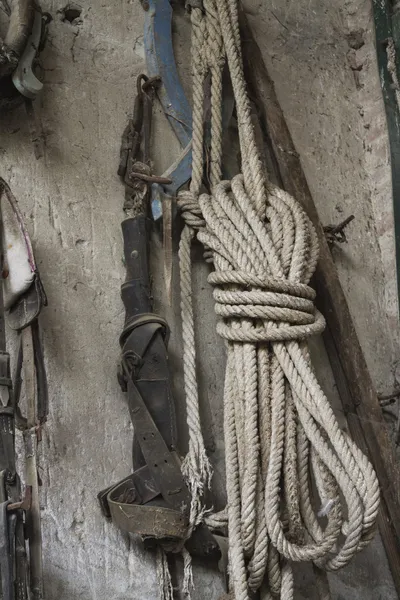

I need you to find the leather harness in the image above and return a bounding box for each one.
[0,179,48,600]
[98,76,220,560]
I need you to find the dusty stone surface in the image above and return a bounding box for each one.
[242,0,400,397]
[0,0,398,598]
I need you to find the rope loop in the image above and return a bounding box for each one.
[178,190,205,230]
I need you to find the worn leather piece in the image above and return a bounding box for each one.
[120,317,177,471]
[121,330,190,511]
[99,464,188,542]
[98,465,159,518]
[31,319,48,422]
[0,499,28,600]
[7,274,48,430]
[0,180,40,600]
[106,476,188,540]
[0,501,13,600]
[120,217,178,469]
[0,350,12,408]
[118,220,188,517]
[12,319,48,435]
[0,177,47,331]
[2,190,35,310]
[99,214,221,558]
[0,350,14,480]
[99,466,221,558]
[7,273,47,331]
[98,467,186,540]
[111,315,220,558]
[0,407,15,482]
[110,499,188,540]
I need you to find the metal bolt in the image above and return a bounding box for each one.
[5,470,15,484]
[131,250,138,259]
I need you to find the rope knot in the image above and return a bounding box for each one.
[178,190,205,230]
[208,270,325,343]
[196,176,325,343]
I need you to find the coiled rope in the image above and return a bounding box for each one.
[177,1,380,598]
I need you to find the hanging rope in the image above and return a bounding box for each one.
[178,1,380,599]
[179,0,224,530]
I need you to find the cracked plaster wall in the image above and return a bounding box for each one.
[0,0,398,598]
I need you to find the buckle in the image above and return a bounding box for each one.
[6,485,32,512]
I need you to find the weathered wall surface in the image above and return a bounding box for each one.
[243,0,400,397]
[0,0,398,598]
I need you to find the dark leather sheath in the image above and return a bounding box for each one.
[99,216,220,559]
[120,216,177,469]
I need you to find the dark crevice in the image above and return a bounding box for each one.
[61,4,82,24]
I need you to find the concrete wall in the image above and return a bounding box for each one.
[243,0,400,396]
[0,0,398,598]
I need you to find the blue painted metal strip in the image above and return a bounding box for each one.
[144,0,193,219]
[144,0,192,148]
[151,142,192,219]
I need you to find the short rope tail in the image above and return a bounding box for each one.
[156,547,174,600]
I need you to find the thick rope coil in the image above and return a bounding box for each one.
[195,176,380,599]
[177,0,380,599]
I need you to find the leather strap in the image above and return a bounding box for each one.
[100,206,221,556]
[31,319,48,422]
[98,466,159,517]
[119,312,169,349]
[124,375,190,512]
[106,356,221,557]
[12,319,48,430]
[109,500,188,540]
[102,312,191,539]
[7,273,47,331]
[99,467,221,559]
[98,468,188,540]
[120,311,177,472]
[0,180,43,600]
[0,498,29,600]
[0,501,13,600]
[105,474,188,540]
